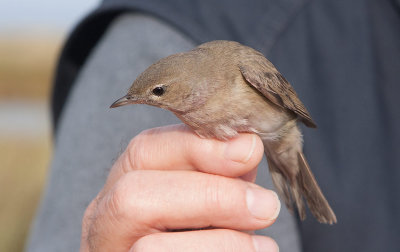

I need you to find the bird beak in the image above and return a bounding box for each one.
[110,95,134,108]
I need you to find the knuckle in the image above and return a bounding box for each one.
[81,199,98,239]
[127,134,146,170]
[106,171,145,220]
[214,230,256,252]
[196,138,216,157]
[82,197,109,250]
[220,231,247,251]
[127,128,161,170]
[201,177,244,219]
[82,194,104,230]
[82,198,97,222]
[203,177,228,213]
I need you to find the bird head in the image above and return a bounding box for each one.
[110,52,212,114]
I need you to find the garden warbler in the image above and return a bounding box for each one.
[111,40,337,224]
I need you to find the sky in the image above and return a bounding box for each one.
[0,0,99,34]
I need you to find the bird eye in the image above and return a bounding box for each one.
[152,86,165,96]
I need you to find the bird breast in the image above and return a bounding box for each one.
[176,78,292,141]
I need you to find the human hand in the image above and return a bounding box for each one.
[80,124,280,251]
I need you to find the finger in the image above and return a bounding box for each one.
[105,124,264,191]
[84,170,280,251]
[131,229,279,252]
[240,166,258,183]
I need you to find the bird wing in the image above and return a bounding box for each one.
[238,52,317,128]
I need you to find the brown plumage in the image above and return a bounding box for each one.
[111,40,337,224]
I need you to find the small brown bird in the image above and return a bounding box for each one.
[111,40,337,224]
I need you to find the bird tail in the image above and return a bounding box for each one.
[265,151,336,224]
[262,125,337,224]
[297,152,337,224]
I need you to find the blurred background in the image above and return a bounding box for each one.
[0,0,98,251]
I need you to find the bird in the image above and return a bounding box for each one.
[110,40,337,224]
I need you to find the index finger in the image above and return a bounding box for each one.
[104,124,264,193]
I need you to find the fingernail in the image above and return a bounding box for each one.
[246,187,280,220]
[224,134,256,163]
[252,236,279,252]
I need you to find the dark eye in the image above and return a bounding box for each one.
[152,86,165,96]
